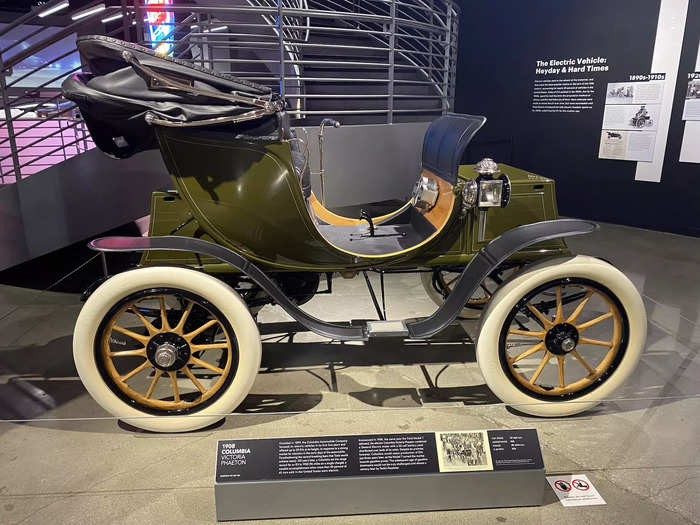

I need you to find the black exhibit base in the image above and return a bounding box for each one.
[214,429,545,521]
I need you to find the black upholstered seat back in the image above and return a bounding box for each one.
[421,113,487,186]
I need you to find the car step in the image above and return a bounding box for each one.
[366,320,409,338]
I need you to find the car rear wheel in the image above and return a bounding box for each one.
[476,256,646,417]
[73,266,261,432]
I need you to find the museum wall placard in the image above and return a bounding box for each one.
[455,0,700,237]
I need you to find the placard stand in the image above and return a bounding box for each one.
[214,429,545,521]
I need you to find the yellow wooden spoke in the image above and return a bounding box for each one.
[189,356,224,375]
[529,352,551,384]
[557,355,565,388]
[191,342,229,351]
[445,275,459,288]
[128,306,159,335]
[174,301,194,334]
[577,312,613,331]
[158,296,170,331]
[510,341,545,364]
[185,319,217,340]
[579,337,613,347]
[555,286,563,322]
[567,290,593,323]
[183,366,206,394]
[109,348,147,358]
[111,325,150,344]
[527,303,552,328]
[120,361,150,382]
[571,350,595,375]
[508,328,546,338]
[145,369,162,399]
[168,371,180,402]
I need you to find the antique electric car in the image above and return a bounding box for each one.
[63,36,647,432]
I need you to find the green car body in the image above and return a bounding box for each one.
[140,126,567,273]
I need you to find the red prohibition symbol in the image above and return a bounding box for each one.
[572,479,590,491]
[554,480,572,492]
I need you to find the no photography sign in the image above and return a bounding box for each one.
[547,474,605,507]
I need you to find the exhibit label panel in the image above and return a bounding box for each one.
[214,429,545,521]
[599,76,666,162]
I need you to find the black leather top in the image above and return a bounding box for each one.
[75,35,271,95]
[421,113,486,185]
[62,36,281,159]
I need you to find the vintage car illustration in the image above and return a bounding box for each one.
[62,36,647,432]
[631,105,653,128]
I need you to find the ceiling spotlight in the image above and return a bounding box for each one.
[71,3,106,21]
[38,1,69,18]
[100,13,124,23]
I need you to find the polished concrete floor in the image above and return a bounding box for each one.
[0,222,698,524]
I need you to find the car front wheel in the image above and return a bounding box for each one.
[476,256,646,417]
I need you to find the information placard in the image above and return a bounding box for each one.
[214,429,546,520]
[216,429,544,483]
[599,76,665,162]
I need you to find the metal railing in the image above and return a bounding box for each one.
[0,0,459,184]
[0,0,135,184]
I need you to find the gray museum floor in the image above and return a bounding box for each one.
[0,222,698,525]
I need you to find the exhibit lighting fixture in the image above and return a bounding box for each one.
[101,13,124,23]
[38,1,69,18]
[71,3,106,21]
[191,24,227,33]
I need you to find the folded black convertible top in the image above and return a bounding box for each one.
[75,35,271,95]
[63,35,283,158]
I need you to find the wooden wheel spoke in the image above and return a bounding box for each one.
[555,286,563,322]
[527,303,552,328]
[567,290,593,324]
[579,337,613,347]
[571,350,595,375]
[556,355,565,388]
[158,297,170,331]
[444,275,460,288]
[529,352,551,384]
[112,325,150,344]
[191,342,229,352]
[174,301,194,334]
[128,307,158,335]
[120,361,150,382]
[145,369,162,399]
[577,311,613,331]
[109,347,147,358]
[511,341,545,364]
[508,328,545,338]
[185,319,218,340]
[183,366,206,394]
[168,371,180,402]
[189,356,224,374]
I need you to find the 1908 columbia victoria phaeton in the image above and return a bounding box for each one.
[63,36,647,432]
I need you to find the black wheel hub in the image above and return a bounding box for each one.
[146,332,191,371]
[545,323,579,355]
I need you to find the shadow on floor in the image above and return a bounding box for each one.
[0,318,683,435]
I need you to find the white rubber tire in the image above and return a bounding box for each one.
[476,255,646,417]
[73,266,261,432]
[420,270,482,319]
